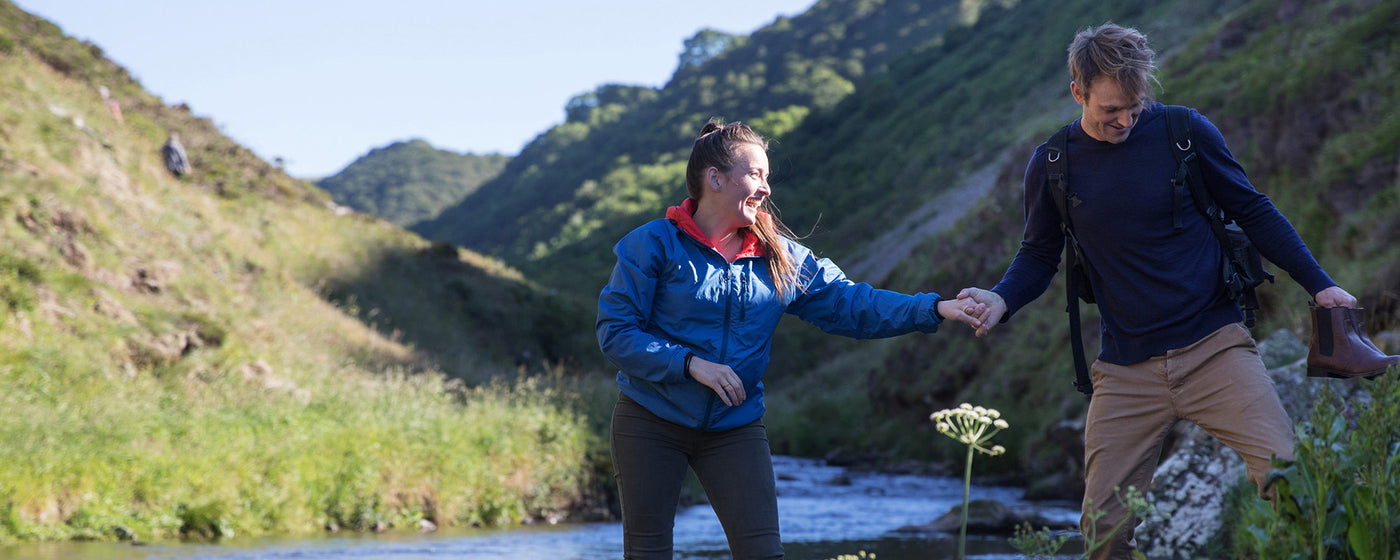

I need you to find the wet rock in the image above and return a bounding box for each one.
[896,499,1066,535]
[823,447,886,469]
[419,519,437,532]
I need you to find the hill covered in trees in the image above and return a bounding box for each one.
[408,0,1400,482]
[412,0,1006,289]
[317,139,508,228]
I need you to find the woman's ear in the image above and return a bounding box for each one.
[708,169,722,192]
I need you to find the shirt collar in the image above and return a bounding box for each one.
[665,198,766,260]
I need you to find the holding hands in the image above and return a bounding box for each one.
[693,292,996,406]
[948,287,1007,337]
[938,296,989,332]
[946,285,1361,337]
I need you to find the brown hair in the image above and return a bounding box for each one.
[1067,23,1159,103]
[685,119,801,299]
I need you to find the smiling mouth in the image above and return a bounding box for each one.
[745,198,763,208]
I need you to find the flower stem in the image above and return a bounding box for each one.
[960,443,973,560]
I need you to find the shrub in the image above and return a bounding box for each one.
[1237,367,1400,559]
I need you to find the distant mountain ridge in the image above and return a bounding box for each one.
[317,139,508,227]
[412,0,987,288]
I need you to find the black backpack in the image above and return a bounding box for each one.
[1045,105,1274,396]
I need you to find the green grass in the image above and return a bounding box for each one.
[0,9,602,544]
[0,363,594,542]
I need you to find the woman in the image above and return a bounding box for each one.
[596,120,982,559]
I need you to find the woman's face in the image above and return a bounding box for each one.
[708,143,770,228]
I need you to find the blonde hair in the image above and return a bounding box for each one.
[685,119,801,300]
[1068,23,1159,102]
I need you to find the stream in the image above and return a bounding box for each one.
[0,456,1081,560]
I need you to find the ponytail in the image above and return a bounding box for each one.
[686,119,802,300]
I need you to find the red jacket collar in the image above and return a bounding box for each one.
[666,198,767,260]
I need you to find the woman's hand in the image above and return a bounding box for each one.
[687,355,746,406]
[955,287,1007,337]
[938,296,987,331]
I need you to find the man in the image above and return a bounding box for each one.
[952,23,1358,559]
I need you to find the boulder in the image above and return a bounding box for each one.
[897,498,1068,535]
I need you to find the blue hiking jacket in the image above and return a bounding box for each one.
[597,200,945,431]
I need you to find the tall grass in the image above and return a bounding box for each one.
[0,23,600,544]
[0,358,594,542]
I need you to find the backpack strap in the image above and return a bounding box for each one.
[1164,105,1270,327]
[1046,126,1094,396]
[1165,106,1221,230]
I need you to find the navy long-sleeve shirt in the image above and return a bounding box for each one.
[991,103,1335,365]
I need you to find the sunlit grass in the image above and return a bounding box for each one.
[0,360,593,543]
[0,27,599,545]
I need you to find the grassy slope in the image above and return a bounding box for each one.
[0,3,600,543]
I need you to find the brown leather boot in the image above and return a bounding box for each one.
[1307,303,1399,379]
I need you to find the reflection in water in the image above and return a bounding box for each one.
[0,456,1079,560]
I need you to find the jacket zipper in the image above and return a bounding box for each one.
[701,266,735,430]
[739,262,750,322]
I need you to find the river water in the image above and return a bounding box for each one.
[1,456,1080,560]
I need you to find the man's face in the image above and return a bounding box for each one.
[1072,78,1143,144]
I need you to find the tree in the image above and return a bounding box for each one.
[678,29,737,71]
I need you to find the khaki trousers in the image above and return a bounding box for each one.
[1082,322,1295,560]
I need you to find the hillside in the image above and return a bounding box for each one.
[316,139,508,228]
[763,0,1400,483]
[413,0,1008,289]
[0,1,602,542]
[402,0,1398,488]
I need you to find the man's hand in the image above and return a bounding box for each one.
[956,287,1008,337]
[1314,286,1358,308]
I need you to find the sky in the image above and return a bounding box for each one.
[18,0,817,179]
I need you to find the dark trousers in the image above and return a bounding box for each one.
[610,393,783,560]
